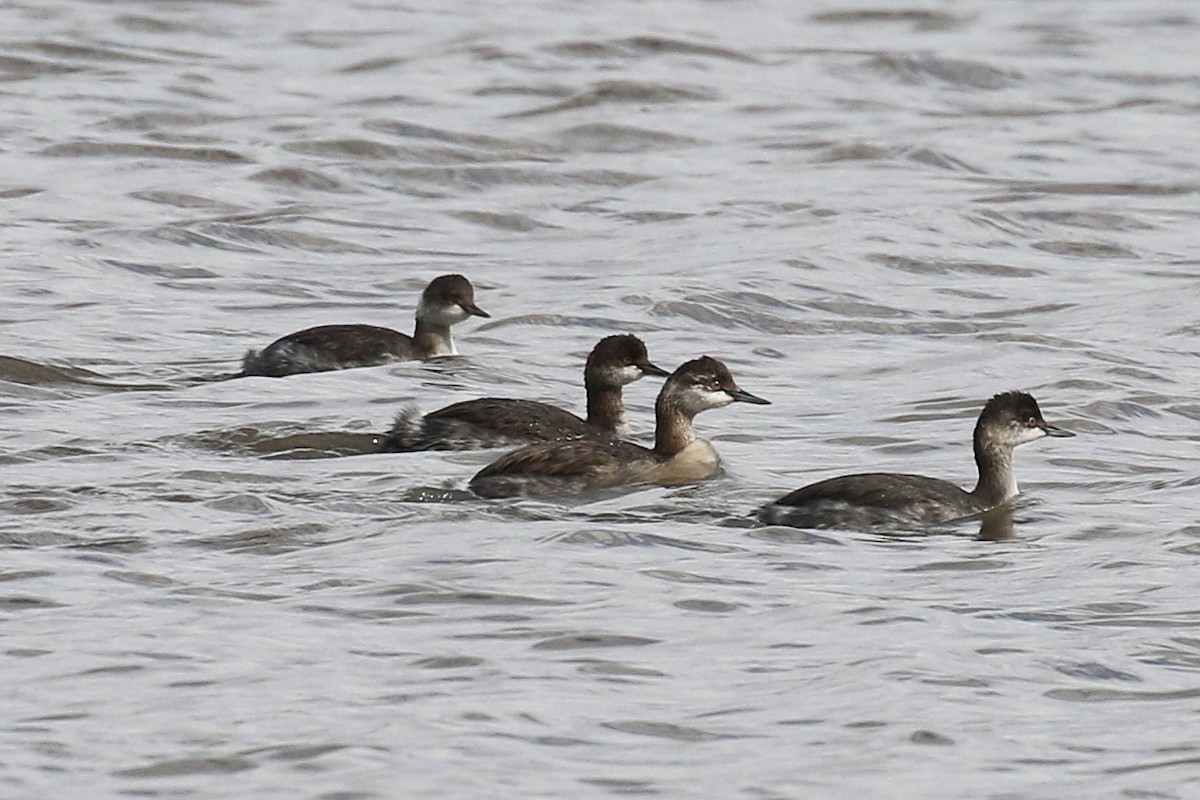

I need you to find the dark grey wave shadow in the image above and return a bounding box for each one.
[42,141,250,163]
[359,164,653,193]
[602,719,734,742]
[156,221,380,254]
[363,117,538,148]
[553,122,705,153]
[544,528,742,552]
[548,35,760,64]
[251,167,359,193]
[861,53,1020,90]
[173,425,383,459]
[504,79,719,119]
[115,741,367,780]
[0,355,176,393]
[810,9,963,31]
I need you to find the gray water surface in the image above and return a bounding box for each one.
[2,1,1199,797]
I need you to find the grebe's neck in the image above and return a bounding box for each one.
[652,394,697,457]
[970,429,1018,506]
[413,318,455,358]
[585,380,626,434]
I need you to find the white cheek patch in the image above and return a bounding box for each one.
[702,387,734,409]
[595,365,647,386]
[675,385,735,414]
[1015,425,1047,445]
[618,364,643,384]
[418,300,470,326]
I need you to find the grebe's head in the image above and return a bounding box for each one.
[585,334,669,387]
[976,391,1073,450]
[662,355,770,415]
[417,274,489,326]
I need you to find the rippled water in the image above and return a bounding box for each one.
[3,0,1200,796]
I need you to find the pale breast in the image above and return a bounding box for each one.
[642,440,722,485]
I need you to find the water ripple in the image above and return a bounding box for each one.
[505,80,719,118]
[42,141,250,163]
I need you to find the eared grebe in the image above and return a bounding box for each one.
[759,391,1073,530]
[469,356,769,498]
[239,274,488,377]
[381,334,668,452]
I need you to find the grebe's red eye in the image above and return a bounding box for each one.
[1027,416,1038,427]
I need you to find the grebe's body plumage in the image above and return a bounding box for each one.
[241,274,487,378]
[381,335,667,452]
[760,391,1072,530]
[470,356,769,498]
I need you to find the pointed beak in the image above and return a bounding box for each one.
[638,361,670,378]
[461,301,490,318]
[727,386,770,405]
[1042,422,1074,438]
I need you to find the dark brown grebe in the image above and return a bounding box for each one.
[470,356,769,498]
[240,274,488,377]
[759,391,1073,530]
[381,334,667,452]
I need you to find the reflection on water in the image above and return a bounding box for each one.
[976,506,1015,541]
[1,0,1199,796]
[179,424,383,459]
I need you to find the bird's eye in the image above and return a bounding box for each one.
[709,380,721,391]
[1027,416,1038,427]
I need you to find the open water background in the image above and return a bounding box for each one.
[2,0,1199,797]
